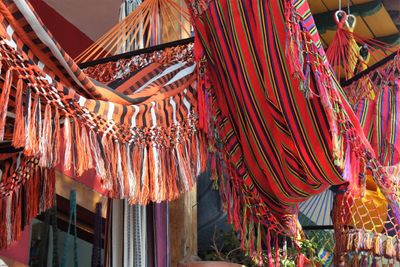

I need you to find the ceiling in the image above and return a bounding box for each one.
[42,0,121,41]
[309,0,399,48]
[32,0,399,61]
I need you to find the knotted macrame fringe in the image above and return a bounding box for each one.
[0,161,55,250]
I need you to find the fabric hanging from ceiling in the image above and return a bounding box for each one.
[186,0,400,258]
[0,0,205,248]
[0,0,399,263]
[332,54,400,263]
[105,4,169,266]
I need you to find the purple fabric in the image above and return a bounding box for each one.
[154,202,168,267]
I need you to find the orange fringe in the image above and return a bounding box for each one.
[25,93,40,156]
[39,103,52,167]
[63,115,72,171]
[75,118,92,176]
[53,108,61,166]
[0,69,13,141]
[12,78,25,148]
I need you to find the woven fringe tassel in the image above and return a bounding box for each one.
[75,120,92,176]
[115,142,125,198]
[101,135,114,193]
[176,143,191,192]
[63,115,72,171]
[126,144,137,201]
[275,234,280,267]
[26,94,40,156]
[0,198,6,249]
[385,237,395,258]
[139,146,149,204]
[352,253,359,267]
[129,145,143,204]
[374,234,383,256]
[89,130,107,182]
[53,108,61,166]
[159,147,167,201]
[360,254,369,267]
[365,232,374,251]
[0,69,12,141]
[396,240,400,262]
[81,124,93,172]
[12,78,25,148]
[148,144,156,201]
[39,103,52,168]
[120,143,130,197]
[12,190,22,244]
[371,257,380,267]
[255,223,264,266]
[240,206,248,250]
[74,117,83,175]
[167,148,179,200]
[267,229,273,267]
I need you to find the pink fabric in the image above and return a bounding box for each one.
[0,226,31,264]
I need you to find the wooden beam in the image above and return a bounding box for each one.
[169,186,198,266]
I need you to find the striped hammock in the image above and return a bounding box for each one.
[0,0,399,264]
[186,0,400,262]
[0,0,206,249]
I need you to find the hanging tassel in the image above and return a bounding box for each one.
[129,145,144,204]
[75,120,92,176]
[26,93,41,156]
[63,115,72,171]
[267,229,273,267]
[12,78,25,148]
[100,135,114,193]
[351,253,360,267]
[81,124,93,171]
[373,234,383,256]
[24,88,32,150]
[159,146,167,201]
[115,141,125,198]
[360,254,369,267]
[40,103,52,168]
[89,130,107,182]
[53,108,61,166]
[274,233,280,267]
[120,143,129,197]
[385,237,395,258]
[139,145,149,204]
[371,257,380,267]
[124,143,136,198]
[74,117,83,175]
[168,148,179,200]
[148,143,156,201]
[0,69,13,141]
[175,143,191,192]
[365,231,373,251]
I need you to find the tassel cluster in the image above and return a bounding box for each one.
[0,154,55,249]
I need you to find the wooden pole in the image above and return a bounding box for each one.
[169,185,198,266]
